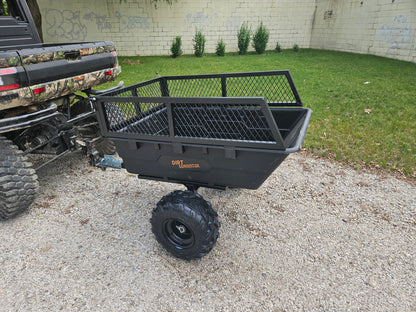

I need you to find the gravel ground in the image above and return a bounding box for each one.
[1,150,415,311]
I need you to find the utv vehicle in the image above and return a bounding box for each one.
[0,0,121,219]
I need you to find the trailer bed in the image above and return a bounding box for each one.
[94,71,312,189]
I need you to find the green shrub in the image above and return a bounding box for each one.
[275,42,282,53]
[193,30,206,57]
[237,22,251,55]
[252,22,269,54]
[170,36,183,58]
[293,44,300,52]
[216,39,226,57]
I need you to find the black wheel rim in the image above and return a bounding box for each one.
[162,219,195,249]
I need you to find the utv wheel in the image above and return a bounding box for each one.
[151,190,220,260]
[0,137,39,220]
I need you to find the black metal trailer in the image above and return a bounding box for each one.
[93,70,312,260]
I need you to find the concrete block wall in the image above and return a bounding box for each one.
[310,0,416,63]
[37,0,415,63]
[37,0,316,56]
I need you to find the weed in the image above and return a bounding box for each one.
[275,42,282,53]
[293,44,300,52]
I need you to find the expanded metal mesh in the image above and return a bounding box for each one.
[172,103,274,142]
[102,72,299,104]
[106,80,162,98]
[167,78,222,97]
[104,100,273,142]
[104,101,168,136]
[165,74,298,104]
[226,75,296,104]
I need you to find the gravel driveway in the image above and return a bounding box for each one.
[1,151,415,311]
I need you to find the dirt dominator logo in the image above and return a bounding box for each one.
[171,160,200,169]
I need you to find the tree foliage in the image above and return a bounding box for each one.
[170,36,183,58]
[193,30,206,57]
[215,39,225,57]
[252,22,269,54]
[237,22,251,55]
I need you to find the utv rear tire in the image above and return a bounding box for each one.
[0,137,39,220]
[151,190,220,260]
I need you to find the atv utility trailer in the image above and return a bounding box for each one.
[94,70,312,260]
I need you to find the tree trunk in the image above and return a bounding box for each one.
[26,0,43,42]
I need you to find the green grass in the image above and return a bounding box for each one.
[102,49,416,177]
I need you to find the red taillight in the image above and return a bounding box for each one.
[105,70,112,76]
[0,67,19,91]
[33,86,46,94]
[0,67,17,75]
[0,83,20,91]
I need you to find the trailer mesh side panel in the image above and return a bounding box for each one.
[101,71,302,106]
[162,75,298,104]
[172,104,274,142]
[106,79,162,98]
[226,75,297,104]
[104,100,274,143]
[167,78,222,97]
[135,81,162,97]
[105,102,169,136]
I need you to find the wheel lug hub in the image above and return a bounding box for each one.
[176,224,186,234]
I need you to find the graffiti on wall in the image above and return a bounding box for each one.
[83,13,112,32]
[45,9,149,40]
[115,12,149,32]
[45,9,88,41]
[185,12,218,29]
[378,14,415,55]
[185,13,244,34]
